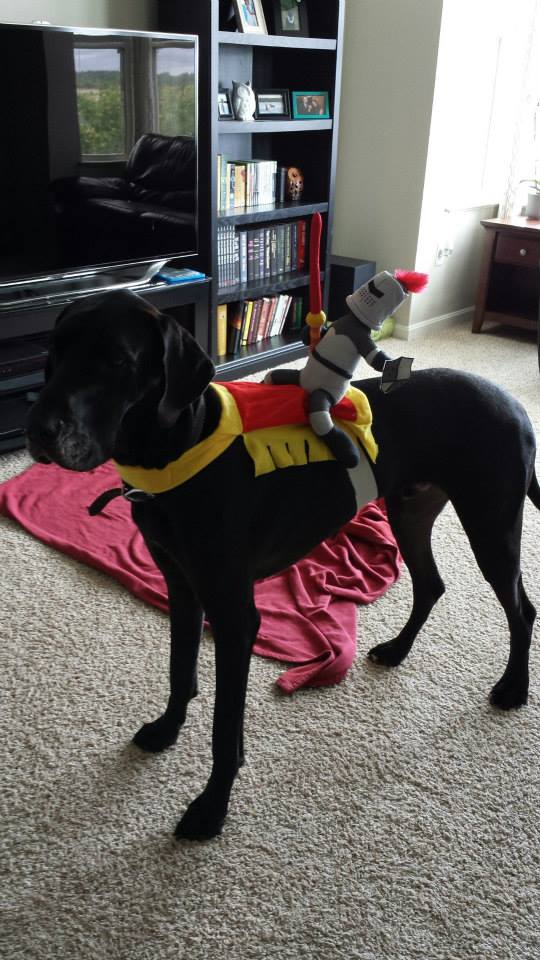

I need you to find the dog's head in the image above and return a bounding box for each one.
[26,289,215,471]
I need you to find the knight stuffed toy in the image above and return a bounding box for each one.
[265,268,428,468]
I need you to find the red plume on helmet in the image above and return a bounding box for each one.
[394,269,429,294]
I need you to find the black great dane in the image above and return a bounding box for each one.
[26,290,540,840]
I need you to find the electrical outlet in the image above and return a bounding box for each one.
[435,244,454,266]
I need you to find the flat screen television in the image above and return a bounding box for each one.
[0,22,198,304]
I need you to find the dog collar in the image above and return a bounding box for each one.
[87,482,155,516]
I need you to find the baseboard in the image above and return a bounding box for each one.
[393,306,474,341]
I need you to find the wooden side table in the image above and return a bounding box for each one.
[473,216,540,332]
[473,216,540,368]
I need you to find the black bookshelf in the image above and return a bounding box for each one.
[219,119,332,134]
[217,31,337,50]
[217,200,328,226]
[158,0,345,378]
[218,270,323,304]
[215,331,307,378]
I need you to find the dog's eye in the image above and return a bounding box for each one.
[107,354,129,369]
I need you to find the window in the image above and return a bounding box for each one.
[423,0,539,211]
[154,44,196,138]
[74,45,128,160]
[73,39,196,163]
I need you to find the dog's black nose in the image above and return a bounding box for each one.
[26,414,67,461]
[28,416,65,444]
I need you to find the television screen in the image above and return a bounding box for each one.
[0,23,198,289]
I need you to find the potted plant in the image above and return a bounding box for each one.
[521,179,540,219]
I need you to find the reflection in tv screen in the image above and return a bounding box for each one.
[0,24,198,285]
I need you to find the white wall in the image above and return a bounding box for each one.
[409,0,536,336]
[332,0,444,329]
[0,0,154,30]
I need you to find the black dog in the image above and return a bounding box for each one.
[26,290,539,840]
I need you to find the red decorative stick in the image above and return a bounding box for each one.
[305,211,326,349]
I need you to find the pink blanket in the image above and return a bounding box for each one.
[0,462,401,692]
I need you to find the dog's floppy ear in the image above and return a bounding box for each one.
[43,301,77,382]
[155,312,215,428]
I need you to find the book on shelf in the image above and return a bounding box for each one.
[221,294,294,354]
[258,297,273,340]
[216,303,228,356]
[217,218,308,289]
[240,300,254,346]
[277,166,287,205]
[217,223,240,288]
[290,295,305,330]
[248,299,263,344]
[217,156,291,212]
[226,302,243,354]
[232,162,245,208]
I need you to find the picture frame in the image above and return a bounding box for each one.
[291,91,330,120]
[254,89,291,120]
[217,90,234,120]
[233,0,268,35]
[272,0,309,38]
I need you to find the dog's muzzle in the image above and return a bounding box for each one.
[26,413,104,472]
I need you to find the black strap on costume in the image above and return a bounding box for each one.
[312,347,353,380]
[88,483,155,516]
[87,395,208,517]
[88,487,123,516]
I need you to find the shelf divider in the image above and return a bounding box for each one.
[219,119,332,134]
[217,31,337,51]
[218,270,321,304]
[217,200,328,226]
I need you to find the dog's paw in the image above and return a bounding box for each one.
[489,677,528,710]
[367,639,407,668]
[175,795,226,842]
[132,714,182,753]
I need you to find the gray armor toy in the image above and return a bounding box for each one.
[265,269,428,467]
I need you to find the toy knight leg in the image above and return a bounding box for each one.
[263,368,301,386]
[308,389,360,468]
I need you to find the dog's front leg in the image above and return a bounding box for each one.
[175,587,260,841]
[133,550,203,753]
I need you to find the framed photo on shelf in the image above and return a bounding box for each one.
[291,91,330,119]
[272,0,309,37]
[233,0,268,34]
[217,90,234,119]
[254,89,291,119]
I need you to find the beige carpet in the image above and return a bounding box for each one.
[2,321,540,960]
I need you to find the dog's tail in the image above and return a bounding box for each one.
[528,469,540,511]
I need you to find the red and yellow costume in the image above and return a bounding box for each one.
[115,382,377,494]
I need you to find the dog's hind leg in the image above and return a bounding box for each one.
[176,585,260,840]
[488,573,536,709]
[451,498,535,709]
[368,484,448,667]
[133,552,203,753]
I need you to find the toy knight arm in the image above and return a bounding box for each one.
[332,311,392,372]
[362,341,393,372]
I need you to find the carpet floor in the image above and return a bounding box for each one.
[1,321,540,960]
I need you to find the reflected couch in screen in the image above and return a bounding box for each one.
[53,133,196,261]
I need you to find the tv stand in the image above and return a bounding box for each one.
[0,260,169,311]
[0,270,211,453]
